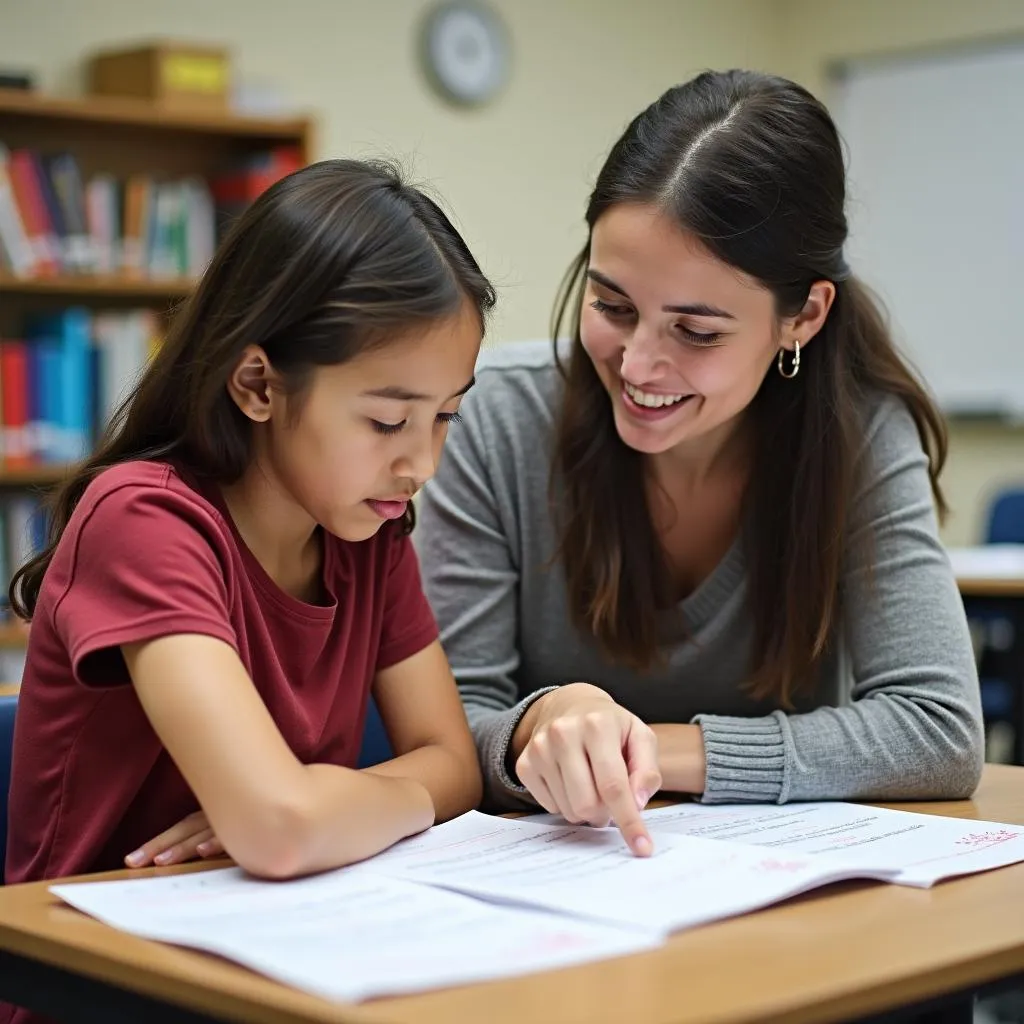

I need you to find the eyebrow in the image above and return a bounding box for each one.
[362,376,476,402]
[587,269,736,320]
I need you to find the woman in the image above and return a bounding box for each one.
[415,69,984,857]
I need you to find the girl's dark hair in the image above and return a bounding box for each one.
[551,69,946,705]
[12,158,495,620]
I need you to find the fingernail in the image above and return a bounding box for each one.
[125,850,145,867]
[635,790,650,810]
[154,851,172,865]
[197,842,212,856]
[634,835,653,857]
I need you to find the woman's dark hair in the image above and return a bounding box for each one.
[12,158,495,619]
[551,69,946,705]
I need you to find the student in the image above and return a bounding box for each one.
[415,70,985,857]
[5,160,490,906]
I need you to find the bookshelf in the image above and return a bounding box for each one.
[0,624,29,651]
[0,273,194,299]
[0,89,311,140]
[0,464,72,487]
[0,88,314,650]
[0,87,313,332]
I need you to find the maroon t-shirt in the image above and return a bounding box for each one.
[4,461,438,1013]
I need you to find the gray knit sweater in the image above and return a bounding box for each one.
[414,340,984,811]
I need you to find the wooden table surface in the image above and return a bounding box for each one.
[957,576,1024,598]
[0,765,1022,1024]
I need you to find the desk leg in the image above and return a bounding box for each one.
[1011,599,1024,766]
[0,948,229,1023]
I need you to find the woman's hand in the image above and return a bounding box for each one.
[125,810,224,868]
[512,683,662,856]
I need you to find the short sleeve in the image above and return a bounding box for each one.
[374,527,439,672]
[52,482,238,686]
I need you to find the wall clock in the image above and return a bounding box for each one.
[419,2,510,107]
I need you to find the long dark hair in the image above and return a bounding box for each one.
[552,69,946,705]
[12,158,495,620]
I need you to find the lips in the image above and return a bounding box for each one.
[365,499,410,520]
[622,380,690,409]
[620,381,695,422]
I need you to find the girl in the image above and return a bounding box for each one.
[5,160,490,901]
[414,70,985,856]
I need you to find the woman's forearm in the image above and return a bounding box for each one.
[649,723,707,795]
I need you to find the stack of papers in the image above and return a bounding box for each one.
[52,801,1024,1004]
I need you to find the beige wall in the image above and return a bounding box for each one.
[778,0,1024,96]
[0,0,781,346]
[777,0,1024,544]
[1,0,1021,542]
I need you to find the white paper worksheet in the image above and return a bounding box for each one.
[364,810,899,934]
[52,864,659,1003]
[635,802,1024,888]
[53,802,1023,1007]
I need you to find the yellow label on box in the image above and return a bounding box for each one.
[162,54,227,94]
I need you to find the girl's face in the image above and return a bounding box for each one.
[240,300,482,542]
[580,203,818,463]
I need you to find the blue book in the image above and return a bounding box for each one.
[27,307,94,462]
[35,340,62,463]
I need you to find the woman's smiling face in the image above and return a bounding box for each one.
[579,202,784,459]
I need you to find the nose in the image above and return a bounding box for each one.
[393,431,437,489]
[618,321,666,384]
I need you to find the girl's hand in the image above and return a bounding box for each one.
[125,810,224,868]
[513,683,662,856]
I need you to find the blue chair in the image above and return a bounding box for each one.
[968,487,1024,762]
[987,489,1024,545]
[357,697,392,768]
[0,694,17,885]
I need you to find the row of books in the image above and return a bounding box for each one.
[1,307,159,467]
[0,144,303,281]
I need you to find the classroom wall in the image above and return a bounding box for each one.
[776,0,1024,544]
[0,0,781,346]
[1,0,1020,543]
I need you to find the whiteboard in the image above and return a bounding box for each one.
[831,42,1024,417]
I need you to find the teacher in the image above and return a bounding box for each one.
[414,69,983,855]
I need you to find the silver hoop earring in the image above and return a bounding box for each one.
[777,340,800,379]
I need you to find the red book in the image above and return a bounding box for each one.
[0,340,30,467]
[8,151,59,277]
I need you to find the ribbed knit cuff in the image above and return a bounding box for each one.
[691,711,790,804]
[485,686,561,809]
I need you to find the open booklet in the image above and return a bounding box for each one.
[527,798,1024,888]
[52,803,1024,1005]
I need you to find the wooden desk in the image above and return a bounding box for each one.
[0,766,1022,1024]
[957,576,1024,599]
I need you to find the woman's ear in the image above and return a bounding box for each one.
[786,280,837,349]
[227,345,280,422]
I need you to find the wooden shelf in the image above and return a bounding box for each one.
[0,88,310,141]
[0,464,74,486]
[0,273,195,299]
[0,623,29,650]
